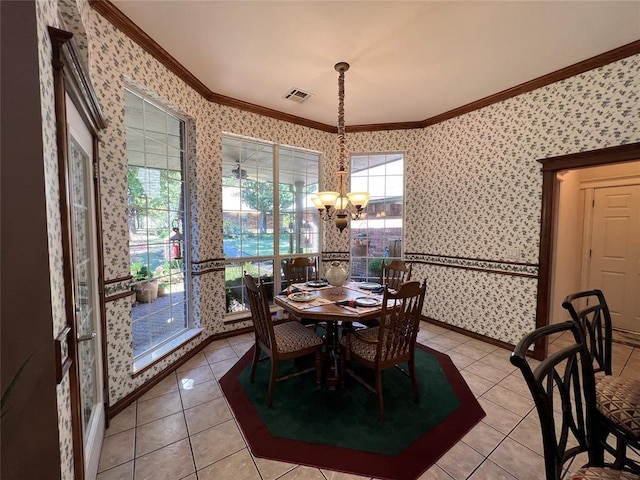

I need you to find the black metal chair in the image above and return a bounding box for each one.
[511,320,640,480]
[563,290,640,473]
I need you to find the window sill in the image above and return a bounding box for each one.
[132,328,203,376]
[224,311,252,324]
[223,306,285,325]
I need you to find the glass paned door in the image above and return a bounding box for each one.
[66,94,104,478]
[70,135,98,430]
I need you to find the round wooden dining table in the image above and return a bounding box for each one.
[274,282,385,389]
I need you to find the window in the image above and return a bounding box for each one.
[349,153,404,282]
[125,89,189,359]
[222,135,320,314]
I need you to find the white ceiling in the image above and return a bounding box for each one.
[111,1,640,127]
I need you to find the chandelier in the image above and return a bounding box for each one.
[311,62,370,233]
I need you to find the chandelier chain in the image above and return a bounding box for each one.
[337,66,346,171]
[310,61,368,233]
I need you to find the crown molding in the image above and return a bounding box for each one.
[423,39,640,128]
[89,0,336,133]
[90,1,640,133]
[347,121,424,133]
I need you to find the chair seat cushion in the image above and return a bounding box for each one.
[340,327,380,361]
[273,321,323,354]
[596,373,640,438]
[571,467,640,479]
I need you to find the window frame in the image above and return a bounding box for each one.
[222,133,322,318]
[348,152,405,283]
[124,87,193,365]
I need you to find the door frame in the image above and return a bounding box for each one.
[50,27,107,479]
[536,142,640,360]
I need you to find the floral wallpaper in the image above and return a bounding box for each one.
[89,11,334,402]
[347,54,640,345]
[85,6,640,399]
[57,0,90,68]
[27,0,640,472]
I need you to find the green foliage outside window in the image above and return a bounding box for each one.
[224,261,263,282]
[128,166,182,238]
[235,180,295,233]
[368,258,384,276]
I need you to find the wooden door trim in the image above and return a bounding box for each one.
[536,142,640,360]
[49,26,106,480]
[579,189,596,292]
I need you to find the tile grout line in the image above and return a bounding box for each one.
[460,406,540,480]
[132,399,138,479]
[187,352,249,477]
[175,376,198,480]
[106,327,609,480]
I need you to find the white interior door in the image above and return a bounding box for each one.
[588,185,640,332]
[66,94,105,479]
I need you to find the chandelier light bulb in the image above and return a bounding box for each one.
[346,192,370,209]
[335,196,349,210]
[317,191,340,208]
[310,195,325,210]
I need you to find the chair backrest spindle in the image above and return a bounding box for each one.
[244,273,275,353]
[378,280,426,362]
[379,260,412,291]
[285,257,318,287]
[562,289,613,376]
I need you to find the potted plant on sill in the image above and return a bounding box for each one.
[157,281,170,297]
[132,264,158,303]
[160,260,183,284]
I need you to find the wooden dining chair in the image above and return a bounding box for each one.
[358,259,412,328]
[243,273,324,407]
[284,257,318,288]
[563,289,640,473]
[512,320,640,480]
[378,259,412,291]
[284,257,323,330]
[339,279,427,421]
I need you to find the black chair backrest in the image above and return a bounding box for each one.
[562,289,613,376]
[511,321,598,480]
[378,280,426,361]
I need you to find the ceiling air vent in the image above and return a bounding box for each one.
[283,88,313,104]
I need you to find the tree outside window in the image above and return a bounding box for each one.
[222,136,320,314]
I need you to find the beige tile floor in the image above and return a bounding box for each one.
[97,323,640,480]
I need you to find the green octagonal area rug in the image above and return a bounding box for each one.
[220,343,485,480]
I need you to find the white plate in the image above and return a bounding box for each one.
[306,280,328,288]
[355,296,381,307]
[288,292,317,302]
[359,282,382,290]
